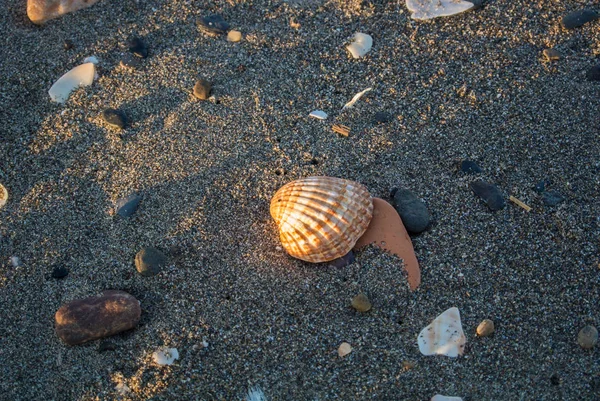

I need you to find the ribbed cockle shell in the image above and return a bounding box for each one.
[270,177,373,263]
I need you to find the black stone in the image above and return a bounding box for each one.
[534,180,547,193]
[198,15,230,36]
[328,251,355,268]
[101,108,127,129]
[373,112,392,124]
[128,37,149,58]
[586,64,600,81]
[460,160,482,174]
[51,266,69,279]
[135,247,167,277]
[63,39,74,50]
[116,194,141,217]
[98,341,117,353]
[550,373,561,386]
[561,9,598,29]
[542,191,564,206]
[468,0,483,10]
[470,180,505,211]
[392,188,431,233]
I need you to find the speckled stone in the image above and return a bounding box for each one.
[561,9,598,29]
[470,180,505,211]
[135,247,167,277]
[476,319,495,337]
[391,188,431,233]
[101,108,127,129]
[577,325,598,349]
[351,294,372,312]
[115,193,141,217]
[193,79,212,100]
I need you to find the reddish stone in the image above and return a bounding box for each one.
[55,290,141,345]
[354,197,421,290]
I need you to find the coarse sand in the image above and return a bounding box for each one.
[0,0,599,400]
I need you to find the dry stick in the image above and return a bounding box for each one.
[332,124,350,137]
[509,196,532,212]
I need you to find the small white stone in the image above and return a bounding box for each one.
[309,110,328,120]
[227,30,242,42]
[10,256,22,267]
[338,342,352,357]
[346,33,372,59]
[152,347,179,365]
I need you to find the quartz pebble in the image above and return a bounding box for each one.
[128,37,149,58]
[115,193,141,217]
[198,15,230,36]
[391,188,431,233]
[101,108,127,129]
[470,180,505,211]
[338,342,352,357]
[418,307,466,357]
[460,160,482,174]
[227,30,242,42]
[431,396,463,401]
[351,294,372,312]
[55,290,141,345]
[135,247,167,277]
[577,325,598,349]
[543,49,561,62]
[561,9,599,29]
[27,0,102,24]
[476,319,495,337]
[193,79,212,100]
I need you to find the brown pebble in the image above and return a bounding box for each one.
[193,79,212,100]
[227,30,242,42]
[543,49,561,62]
[578,325,598,349]
[27,0,102,24]
[476,319,495,337]
[351,293,372,312]
[55,290,141,345]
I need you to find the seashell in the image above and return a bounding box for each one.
[0,183,7,209]
[270,176,373,263]
[418,307,466,357]
[27,0,103,24]
[346,32,372,59]
[49,62,95,104]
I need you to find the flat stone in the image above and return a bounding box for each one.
[586,64,600,81]
[135,247,167,277]
[470,180,505,211]
[115,194,141,217]
[128,37,148,58]
[51,266,69,279]
[460,160,482,174]
[193,79,212,100]
[120,53,142,69]
[578,325,598,349]
[476,319,495,337]
[351,294,372,312]
[355,198,421,290]
[101,109,127,129]
[27,0,103,24]
[543,49,561,62]
[391,188,431,233]
[227,30,242,42]
[542,190,564,206]
[55,290,141,345]
[198,15,230,36]
[561,9,599,29]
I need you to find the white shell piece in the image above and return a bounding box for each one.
[346,32,373,58]
[246,386,267,401]
[406,0,474,20]
[418,307,466,357]
[0,183,7,209]
[309,110,328,120]
[48,63,95,103]
[152,347,179,365]
[342,87,372,110]
[338,342,353,357]
[83,56,99,64]
[431,396,463,401]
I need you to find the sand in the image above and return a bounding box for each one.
[0,0,599,399]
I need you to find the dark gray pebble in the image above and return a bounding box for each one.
[198,15,230,35]
[51,266,69,279]
[328,251,355,268]
[542,191,564,206]
[470,180,505,211]
[120,53,142,69]
[101,109,127,129]
[460,160,482,174]
[193,79,212,100]
[135,247,167,277]
[128,37,149,58]
[586,64,600,81]
[98,341,117,353]
[373,112,392,124]
[534,180,547,193]
[391,188,431,233]
[468,0,483,10]
[63,39,74,50]
[561,9,598,29]
[116,194,141,217]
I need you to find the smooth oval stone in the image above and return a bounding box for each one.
[354,198,421,290]
[101,108,127,129]
[476,319,495,337]
[115,194,141,217]
[391,188,431,233]
[227,30,242,42]
[351,293,372,312]
[578,325,598,349]
[128,37,148,58]
[55,290,141,345]
[135,247,167,277]
[193,79,212,100]
[561,9,598,29]
[198,15,230,35]
[328,250,355,268]
[51,266,69,279]
[586,64,600,81]
[542,190,564,206]
[470,180,505,211]
[460,160,482,174]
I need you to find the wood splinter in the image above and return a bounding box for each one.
[509,196,532,212]
[332,124,350,137]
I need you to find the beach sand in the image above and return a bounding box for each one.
[0,0,599,399]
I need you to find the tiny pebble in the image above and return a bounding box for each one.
[373,111,392,124]
[120,53,142,69]
[10,256,22,267]
[128,37,149,58]
[577,325,598,349]
[476,319,495,336]
[98,341,117,353]
[460,160,482,174]
[586,64,600,82]
[550,373,561,386]
[534,180,547,193]
[63,39,74,50]
[470,180,505,211]
[101,108,127,129]
[51,266,69,279]
[227,30,242,42]
[351,294,372,312]
[115,193,141,217]
[193,79,212,100]
[542,49,561,62]
[542,190,564,206]
[561,9,599,29]
[309,110,328,120]
[135,247,167,277]
[338,342,352,357]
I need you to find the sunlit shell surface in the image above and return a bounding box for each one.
[418,307,466,357]
[270,177,373,263]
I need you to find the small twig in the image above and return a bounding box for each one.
[509,196,532,212]
[332,124,350,137]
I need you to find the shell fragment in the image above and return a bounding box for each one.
[346,33,373,59]
[406,0,475,20]
[418,307,466,357]
[152,347,179,365]
[309,110,328,120]
[342,87,372,110]
[49,63,96,104]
